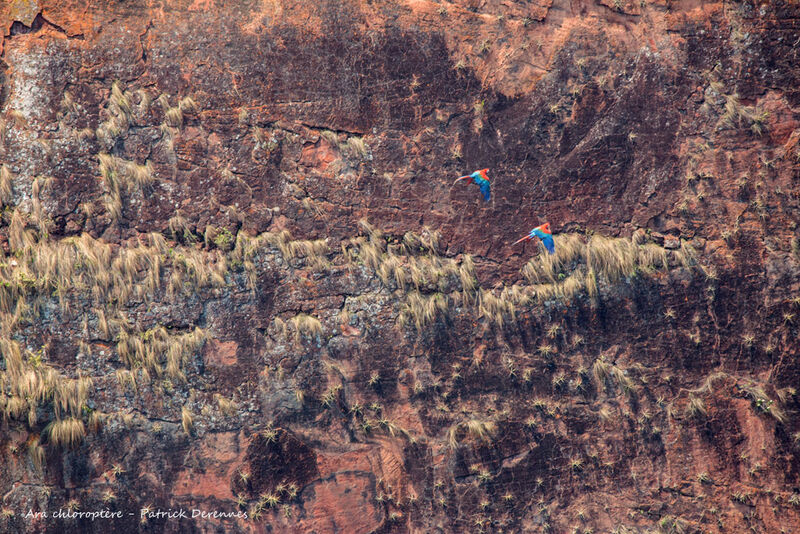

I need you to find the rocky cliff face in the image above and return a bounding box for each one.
[1,0,799,532]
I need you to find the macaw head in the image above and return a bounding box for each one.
[536,222,551,235]
[475,168,490,181]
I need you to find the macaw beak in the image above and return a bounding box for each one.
[453,175,471,185]
[512,235,532,246]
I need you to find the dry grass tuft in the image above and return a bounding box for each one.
[685,396,707,419]
[345,136,368,158]
[319,130,368,159]
[521,231,697,307]
[165,107,184,128]
[447,419,497,448]
[399,291,449,330]
[168,212,194,242]
[592,358,610,388]
[45,418,86,448]
[97,153,154,222]
[116,326,207,380]
[290,313,323,343]
[216,395,237,417]
[719,93,770,136]
[0,165,14,206]
[179,96,198,114]
[28,437,45,472]
[181,407,194,435]
[96,81,135,147]
[741,381,787,424]
[477,289,516,327]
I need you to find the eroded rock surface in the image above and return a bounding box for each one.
[1,1,799,533]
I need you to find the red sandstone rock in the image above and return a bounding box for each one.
[0,1,799,533]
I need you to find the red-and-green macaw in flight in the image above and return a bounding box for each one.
[513,223,555,254]
[454,168,491,202]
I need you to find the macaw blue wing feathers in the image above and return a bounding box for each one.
[540,234,555,254]
[478,180,491,201]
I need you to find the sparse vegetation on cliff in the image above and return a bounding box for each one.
[0,2,799,532]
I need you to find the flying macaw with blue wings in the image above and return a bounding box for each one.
[453,168,491,202]
[512,223,555,254]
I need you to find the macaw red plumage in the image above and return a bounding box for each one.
[453,168,491,202]
[512,223,555,254]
